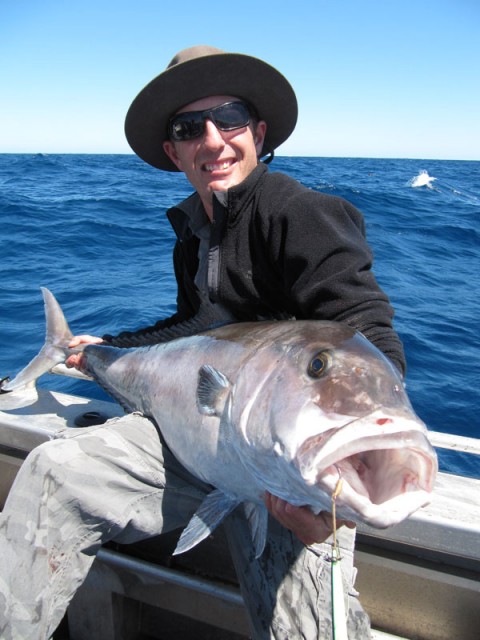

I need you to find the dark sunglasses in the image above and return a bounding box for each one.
[168,101,254,142]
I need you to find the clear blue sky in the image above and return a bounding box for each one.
[1,0,479,160]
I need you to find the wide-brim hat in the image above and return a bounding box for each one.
[125,45,298,172]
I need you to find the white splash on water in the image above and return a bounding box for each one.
[409,170,437,188]
[407,170,478,204]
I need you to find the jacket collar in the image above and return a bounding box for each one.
[167,162,269,240]
[220,163,268,223]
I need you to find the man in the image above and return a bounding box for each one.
[0,46,404,639]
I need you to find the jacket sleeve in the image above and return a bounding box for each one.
[102,239,200,348]
[260,182,406,375]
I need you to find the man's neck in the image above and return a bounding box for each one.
[204,201,213,221]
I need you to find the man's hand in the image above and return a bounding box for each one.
[66,335,103,370]
[264,492,355,545]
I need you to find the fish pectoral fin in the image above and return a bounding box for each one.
[243,502,269,558]
[196,365,232,417]
[173,489,239,556]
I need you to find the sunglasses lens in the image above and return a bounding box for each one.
[170,114,204,141]
[169,102,251,141]
[212,102,250,130]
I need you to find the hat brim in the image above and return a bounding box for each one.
[125,53,298,171]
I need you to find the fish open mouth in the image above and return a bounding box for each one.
[296,412,438,528]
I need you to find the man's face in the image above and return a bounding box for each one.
[163,95,266,219]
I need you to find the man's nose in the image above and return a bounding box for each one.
[202,118,225,148]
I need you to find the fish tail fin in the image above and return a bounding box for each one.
[1,287,73,391]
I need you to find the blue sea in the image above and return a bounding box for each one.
[0,154,478,477]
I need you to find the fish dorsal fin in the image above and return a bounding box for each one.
[197,365,232,417]
[173,489,239,556]
[243,501,269,558]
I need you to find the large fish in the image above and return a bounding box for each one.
[2,288,437,556]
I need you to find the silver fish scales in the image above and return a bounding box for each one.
[2,288,438,557]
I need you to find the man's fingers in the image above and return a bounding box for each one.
[68,335,103,348]
[264,492,356,545]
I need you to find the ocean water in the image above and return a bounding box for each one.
[0,154,478,477]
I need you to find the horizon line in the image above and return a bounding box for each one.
[0,151,478,163]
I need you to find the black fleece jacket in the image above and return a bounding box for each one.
[105,163,406,375]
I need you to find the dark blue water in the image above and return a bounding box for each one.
[1,154,478,476]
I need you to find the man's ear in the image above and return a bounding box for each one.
[163,140,183,171]
[253,121,267,157]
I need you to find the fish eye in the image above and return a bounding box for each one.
[308,351,331,378]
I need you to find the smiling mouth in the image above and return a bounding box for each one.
[204,160,234,172]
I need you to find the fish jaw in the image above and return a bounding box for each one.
[295,409,438,528]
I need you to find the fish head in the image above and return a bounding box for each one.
[232,320,438,527]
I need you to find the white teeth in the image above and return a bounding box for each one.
[205,161,230,171]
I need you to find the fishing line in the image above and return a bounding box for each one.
[330,466,348,639]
